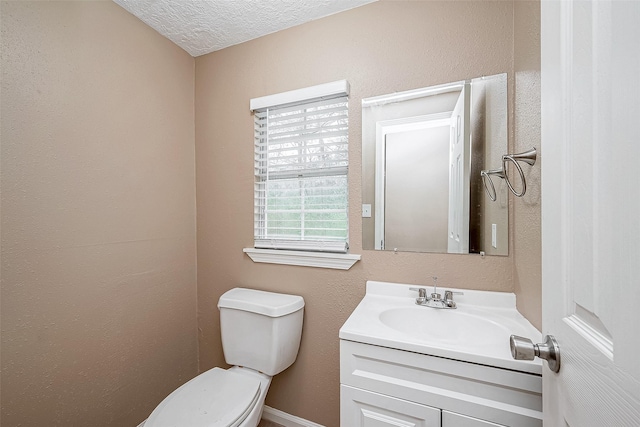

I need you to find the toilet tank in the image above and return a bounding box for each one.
[217,288,304,376]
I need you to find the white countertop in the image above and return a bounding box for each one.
[339,281,543,375]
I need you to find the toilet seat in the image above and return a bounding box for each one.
[145,367,261,427]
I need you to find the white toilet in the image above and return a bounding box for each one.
[142,288,305,427]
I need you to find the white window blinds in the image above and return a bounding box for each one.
[252,87,349,253]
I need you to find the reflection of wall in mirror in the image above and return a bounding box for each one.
[469,75,509,255]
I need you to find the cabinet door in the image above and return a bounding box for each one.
[341,385,441,427]
[442,411,505,427]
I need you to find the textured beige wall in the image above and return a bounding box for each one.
[1,2,197,426]
[513,1,542,330]
[195,2,534,426]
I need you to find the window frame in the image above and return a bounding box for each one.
[246,81,360,270]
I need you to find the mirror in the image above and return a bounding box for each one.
[362,73,508,255]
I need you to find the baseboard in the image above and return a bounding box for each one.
[137,406,324,427]
[261,405,325,427]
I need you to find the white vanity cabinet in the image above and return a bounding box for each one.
[341,385,441,426]
[340,340,542,427]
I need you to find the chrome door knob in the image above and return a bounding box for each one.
[510,334,561,373]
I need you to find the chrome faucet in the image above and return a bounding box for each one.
[410,277,463,309]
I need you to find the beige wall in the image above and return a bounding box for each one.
[1,2,197,426]
[513,1,542,330]
[195,2,540,426]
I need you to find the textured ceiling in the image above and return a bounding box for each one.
[113,0,377,57]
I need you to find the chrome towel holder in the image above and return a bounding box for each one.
[481,147,537,200]
[480,168,505,202]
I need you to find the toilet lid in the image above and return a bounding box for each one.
[145,367,261,427]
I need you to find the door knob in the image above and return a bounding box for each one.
[509,334,561,373]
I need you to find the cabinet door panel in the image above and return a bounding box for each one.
[442,411,505,427]
[341,385,441,427]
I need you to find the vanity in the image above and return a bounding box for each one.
[339,281,542,427]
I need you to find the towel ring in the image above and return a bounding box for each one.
[481,168,505,201]
[502,148,537,197]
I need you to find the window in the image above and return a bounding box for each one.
[251,81,350,254]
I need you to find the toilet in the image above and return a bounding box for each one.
[141,288,305,427]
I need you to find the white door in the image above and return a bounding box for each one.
[541,1,640,425]
[447,84,470,254]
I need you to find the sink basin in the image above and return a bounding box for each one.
[339,281,543,374]
[379,306,511,347]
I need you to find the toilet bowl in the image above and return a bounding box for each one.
[141,288,304,427]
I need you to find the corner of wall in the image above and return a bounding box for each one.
[512,0,542,331]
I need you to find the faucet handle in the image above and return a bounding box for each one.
[409,287,427,304]
[443,290,463,308]
[444,290,464,300]
[409,287,426,297]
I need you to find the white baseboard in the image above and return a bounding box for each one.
[261,405,325,427]
[137,405,323,427]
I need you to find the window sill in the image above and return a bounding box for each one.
[243,248,361,270]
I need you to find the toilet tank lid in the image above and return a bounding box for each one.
[218,288,304,317]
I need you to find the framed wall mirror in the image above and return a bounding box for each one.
[361,73,508,255]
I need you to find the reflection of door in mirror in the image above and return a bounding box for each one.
[447,83,471,254]
[373,89,472,254]
[381,118,450,252]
